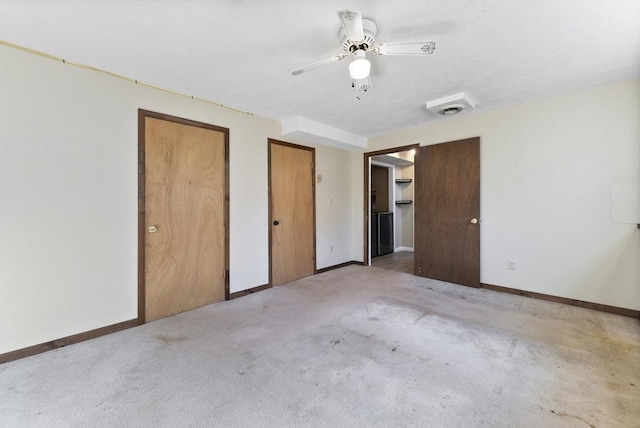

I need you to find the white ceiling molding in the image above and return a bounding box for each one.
[282,117,368,151]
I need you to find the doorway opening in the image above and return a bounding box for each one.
[364,144,419,274]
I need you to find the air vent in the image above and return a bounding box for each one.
[426,92,476,116]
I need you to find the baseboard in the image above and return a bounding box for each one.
[231,262,366,297]
[481,283,640,319]
[229,283,271,299]
[0,318,138,364]
[394,247,414,252]
[315,260,364,274]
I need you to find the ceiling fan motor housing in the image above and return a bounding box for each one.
[340,18,378,52]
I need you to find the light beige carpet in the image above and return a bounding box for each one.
[1,265,639,427]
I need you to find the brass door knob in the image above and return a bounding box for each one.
[148,226,158,233]
[470,218,478,224]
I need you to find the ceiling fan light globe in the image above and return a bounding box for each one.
[349,56,371,80]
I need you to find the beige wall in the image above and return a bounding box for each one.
[356,79,640,310]
[0,45,354,353]
[394,162,414,250]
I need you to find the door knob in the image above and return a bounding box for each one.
[273,220,280,226]
[148,226,158,233]
[470,218,478,224]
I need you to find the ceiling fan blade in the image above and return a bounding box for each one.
[337,9,365,42]
[376,41,437,56]
[292,53,347,76]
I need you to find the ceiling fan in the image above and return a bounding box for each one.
[292,10,437,93]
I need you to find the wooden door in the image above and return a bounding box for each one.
[269,140,315,285]
[414,137,480,287]
[139,110,228,323]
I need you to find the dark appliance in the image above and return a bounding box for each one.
[371,211,394,258]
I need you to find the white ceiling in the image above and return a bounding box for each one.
[1,0,639,139]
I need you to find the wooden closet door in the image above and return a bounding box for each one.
[269,140,315,285]
[141,112,227,322]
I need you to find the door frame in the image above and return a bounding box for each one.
[268,138,317,286]
[137,109,230,324]
[363,144,419,265]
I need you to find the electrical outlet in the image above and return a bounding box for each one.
[508,260,516,270]
[330,245,333,253]
[317,174,323,183]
